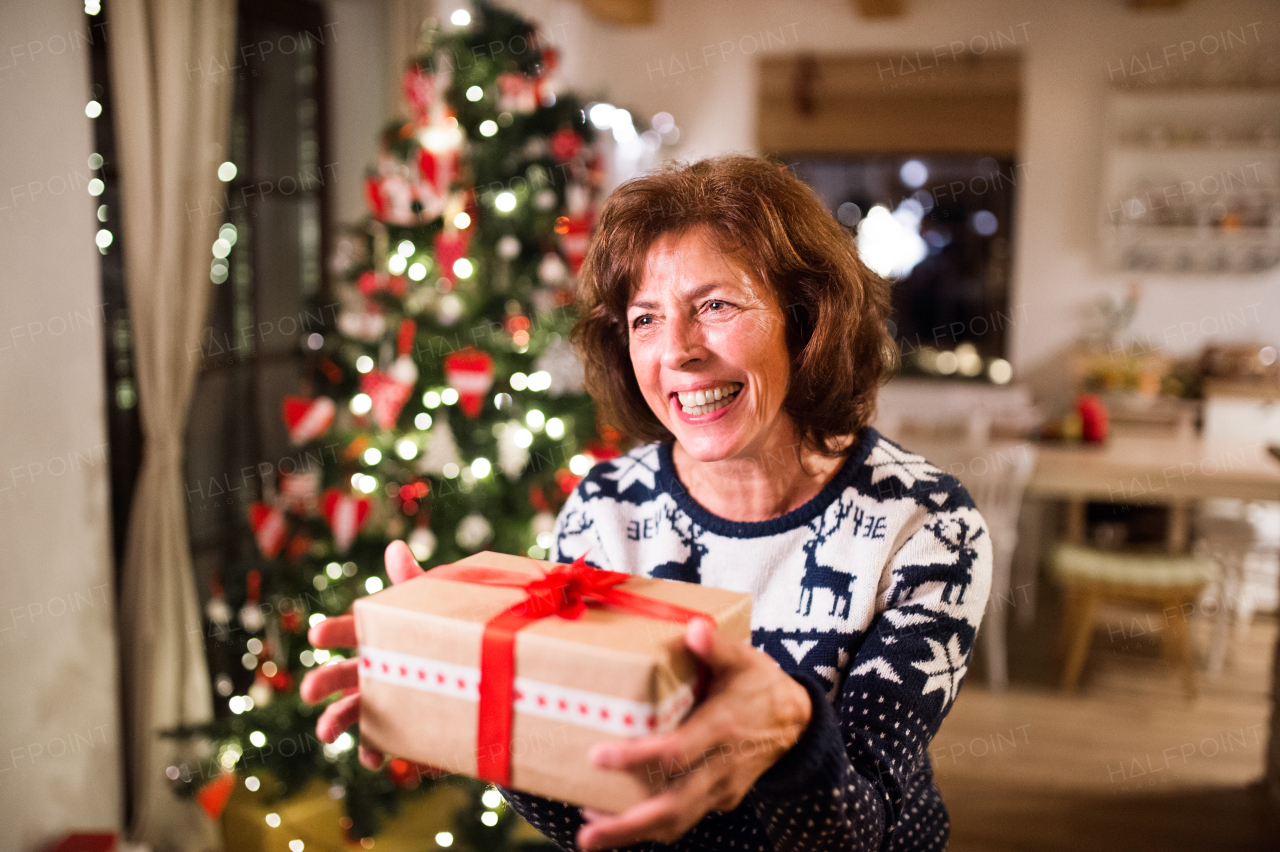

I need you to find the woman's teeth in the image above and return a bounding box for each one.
[676,383,742,416]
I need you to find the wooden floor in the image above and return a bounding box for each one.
[936,586,1280,851]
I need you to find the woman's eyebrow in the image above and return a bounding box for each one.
[628,281,722,312]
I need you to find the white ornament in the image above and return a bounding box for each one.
[248,679,274,708]
[337,308,386,342]
[497,235,522,259]
[532,510,555,536]
[534,188,557,210]
[538,253,567,285]
[437,293,464,326]
[497,419,531,480]
[389,353,419,385]
[456,513,494,551]
[206,596,231,626]
[534,335,586,397]
[417,416,461,476]
[408,526,437,562]
[239,602,265,633]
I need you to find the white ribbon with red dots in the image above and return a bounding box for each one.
[358,644,695,738]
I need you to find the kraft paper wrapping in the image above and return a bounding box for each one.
[353,551,753,811]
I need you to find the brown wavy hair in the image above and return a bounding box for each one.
[570,154,898,461]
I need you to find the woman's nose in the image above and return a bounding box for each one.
[659,314,704,369]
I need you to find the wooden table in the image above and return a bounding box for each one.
[1026,436,1280,551]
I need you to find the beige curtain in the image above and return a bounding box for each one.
[385,0,434,120]
[109,1,236,848]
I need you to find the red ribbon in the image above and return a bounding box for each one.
[428,552,714,785]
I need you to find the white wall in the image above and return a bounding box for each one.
[0,3,123,849]
[484,0,1280,411]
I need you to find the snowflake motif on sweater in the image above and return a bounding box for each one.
[499,427,993,851]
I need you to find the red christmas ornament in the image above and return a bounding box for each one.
[277,469,320,515]
[386,757,443,787]
[266,667,293,691]
[443,346,495,419]
[248,502,288,559]
[528,485,550,512]
[402,65,436,123]
[417,146,457,200]
[1077,393,1109,444]
[284,535,312,561]
[360,354,418,430]
[556,214,592,273]
[321,489,371,554]
[555,468,581,495]
[434,229,471,281]
[497,72,540,113]
[280,610,302,633]
[364,176,387,220]
[357,270,407,298]
[196,771,236,820]
[549,128,582,162]
[281,396,336,446]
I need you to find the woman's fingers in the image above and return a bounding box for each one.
[685,616,747,672]
[308,613,357,649]
[358,743,385,770]
[588,730,682,773]
[385,540,425,585]
[299,658,360,703]
[316,692,361,743]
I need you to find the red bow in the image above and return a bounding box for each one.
[428,553,713,785]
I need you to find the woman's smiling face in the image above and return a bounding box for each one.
[627,226,793,463]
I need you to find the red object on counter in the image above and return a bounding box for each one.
[1077,393,1109,443]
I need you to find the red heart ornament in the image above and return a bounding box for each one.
[321,489,371,554]
[248,502,287,559]
[443,346,495,419]
[360,357,418,430]
[196,771,236,820]
[281,396,335,445]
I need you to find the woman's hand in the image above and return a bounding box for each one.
[576,617,813,851]
[298,540,424,770]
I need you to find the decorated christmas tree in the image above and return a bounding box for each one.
[169,3,654,844]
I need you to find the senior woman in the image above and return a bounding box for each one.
[304,155,991,852]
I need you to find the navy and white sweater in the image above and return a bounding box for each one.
[501,426,992,852]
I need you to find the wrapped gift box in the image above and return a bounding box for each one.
[353,551,753,812]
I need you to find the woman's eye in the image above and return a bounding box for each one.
[631,315,651,329]
[705,300,730,312]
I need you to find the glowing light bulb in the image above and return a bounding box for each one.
[218,161,237,181]
[494,192,516,213]
[454,212,471,229]
[466,86,483,102]
[453,258,473,278]
[356,355,374,373]
[479,120,498,137]
[397,240,415,256]
[350,393,372,415]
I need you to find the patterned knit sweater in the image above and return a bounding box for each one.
[500,426,992,851]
